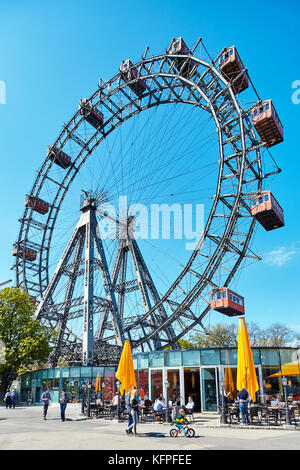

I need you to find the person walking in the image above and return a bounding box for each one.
[11,390,17,409]
[41,388,52,420]
[125,391,133,434]
[127,392,139,436]
[237,387,251,425]
[59,388,69,422]
[4,389,12,409]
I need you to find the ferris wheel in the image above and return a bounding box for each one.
[12,37,284,365]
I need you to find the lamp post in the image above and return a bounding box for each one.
[281,376,291,425]
[164,379,170,423]
[81,382,86,415]
[116,379,121,421]
[220,374,228,425]
[102,381,105,404]
[87,382,92,418]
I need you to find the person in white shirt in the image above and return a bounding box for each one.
[185,395,195,418]
[185,395,195,410]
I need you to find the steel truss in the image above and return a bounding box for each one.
[13,37,281,363]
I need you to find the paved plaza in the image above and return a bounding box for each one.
[0,404,299,451]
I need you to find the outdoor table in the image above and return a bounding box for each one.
[266,407,282,425]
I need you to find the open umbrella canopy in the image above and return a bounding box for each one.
[268,361,300,378]
[237,317,259,401]
[116,340,137,395]
[225,367,237,399]
[94,372,101,392]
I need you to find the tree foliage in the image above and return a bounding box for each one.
[0,287,52,393]
[181,321,300,349]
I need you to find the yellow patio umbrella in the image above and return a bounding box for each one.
[116,340,137,395]
[94,372,102,393]
[224,349,237,399]
[268,361,300,378]
[225,367,236,399]
[237,317,259,401]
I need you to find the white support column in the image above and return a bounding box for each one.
[82,209,95,366]
[162,367,167,399]
[179,367,185,406]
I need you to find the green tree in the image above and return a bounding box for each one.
[181,322,299,349]
[0,287,52,395]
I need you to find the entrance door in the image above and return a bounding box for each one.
[201,367,218,412]
[150,369,163,401]
[184,368,200,410]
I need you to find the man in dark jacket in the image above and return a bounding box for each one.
[59,388,69,422]
[237,387,251,424]
[41,388,51,420]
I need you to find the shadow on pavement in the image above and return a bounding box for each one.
[135,431,203,439]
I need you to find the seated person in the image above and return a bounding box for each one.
[185,395,195,415]
[171,392,180,406]
[154,397,166,420]
[144,396,152,408]
[175,408,188,435]
[111,393,119,406]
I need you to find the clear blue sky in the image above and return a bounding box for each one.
[0,0,299,333]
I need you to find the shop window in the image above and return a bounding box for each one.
[80,366,92,378]
[200,349,220,365]
[166,350,182,367]
[149,352,164,367]
[151,369,163,400]
[137,354,149,369]
[260,349,280,367]
[182,349,200,366]
[137,370,149,399]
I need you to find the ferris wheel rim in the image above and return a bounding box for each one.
[14,41,266,349]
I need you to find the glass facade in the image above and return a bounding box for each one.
[18,347,300,411]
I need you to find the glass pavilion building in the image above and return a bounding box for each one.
[17,346,300,412]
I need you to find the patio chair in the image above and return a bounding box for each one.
[217,405,239,424]
[278,406,297,426]
[185,406,195,421]
[260,406,280,426]
[249,405,262,425]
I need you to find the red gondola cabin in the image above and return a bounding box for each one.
[219,46,248,94]
[210,287,245,317]
[119,60,146,97]
[79,98,104,129]
[251,191,284,231]
[48,146,72,169]
[168,37,198,78]
[25,195,49,215]
[12,243,37,261]
[252,100,283,148]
